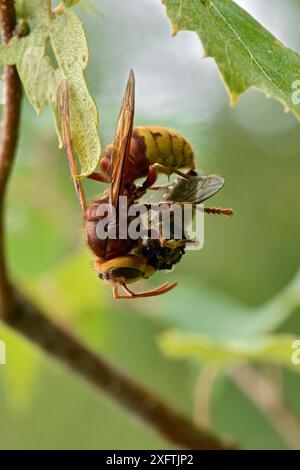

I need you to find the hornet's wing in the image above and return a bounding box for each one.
[57,80,87,212]
[110,70,135,214]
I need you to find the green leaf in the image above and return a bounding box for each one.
[62,0,80,6]
[34,249,109,317]
[0,3,100,176]
[154,269,300,341]
[0,324,40,410]
[154,267,300,374]
[162,0,300,121]
[0,27,63,113]
[21,249,111,348]
[15,0,45,19]
[50,10,100,177]
[159,330,300,372]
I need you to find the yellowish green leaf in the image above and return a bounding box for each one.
[159,330,300,372]
[0,3,100,176]
[15,0,45,19]
[0,324,40,411]
[50,10,100,177]
[62,0,81,6]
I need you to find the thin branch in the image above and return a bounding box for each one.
[3,289,234,451]
[193,366,220,430]
[9,289,232,450]
[0,0,22,319]
[0,0,234,450]
[232,364,300,450]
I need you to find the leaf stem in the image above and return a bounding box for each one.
[0,0,234,450]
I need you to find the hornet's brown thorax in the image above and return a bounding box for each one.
[85,195,134,260]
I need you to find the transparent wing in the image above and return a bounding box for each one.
[139,172,225,240]
[110,69,135,211]
[163,173,225,204]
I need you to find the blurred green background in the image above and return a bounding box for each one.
[1,0,300,449]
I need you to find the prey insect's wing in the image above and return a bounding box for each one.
[162,173,233,215]
[163,174,225,204]
[141,173,225,239]
[57,80,87,213]
[110,70,135,211]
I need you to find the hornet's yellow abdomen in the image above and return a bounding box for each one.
[133,126,195,170]
[99,126,196,185]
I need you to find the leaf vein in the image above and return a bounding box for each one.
[208,0,283,98]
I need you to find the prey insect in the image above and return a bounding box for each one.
[139,169,233,272]
[57,70,233,299]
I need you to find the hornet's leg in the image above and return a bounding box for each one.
[142,164,192,192]
[151,163,191,180]
[87,172,110,183]
[85,214,104,222]
[113,284,131,299]
[141,165,158,191]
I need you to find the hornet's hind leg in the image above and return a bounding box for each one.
[142,163,191,192]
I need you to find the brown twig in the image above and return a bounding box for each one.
[0,0,22,318]
[232,364,300,450]
[0,0,234,449]
[9,289,231,450]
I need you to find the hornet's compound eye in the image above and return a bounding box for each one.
[109,267,143,282]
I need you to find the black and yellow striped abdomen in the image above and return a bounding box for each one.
[133,126,195,170]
